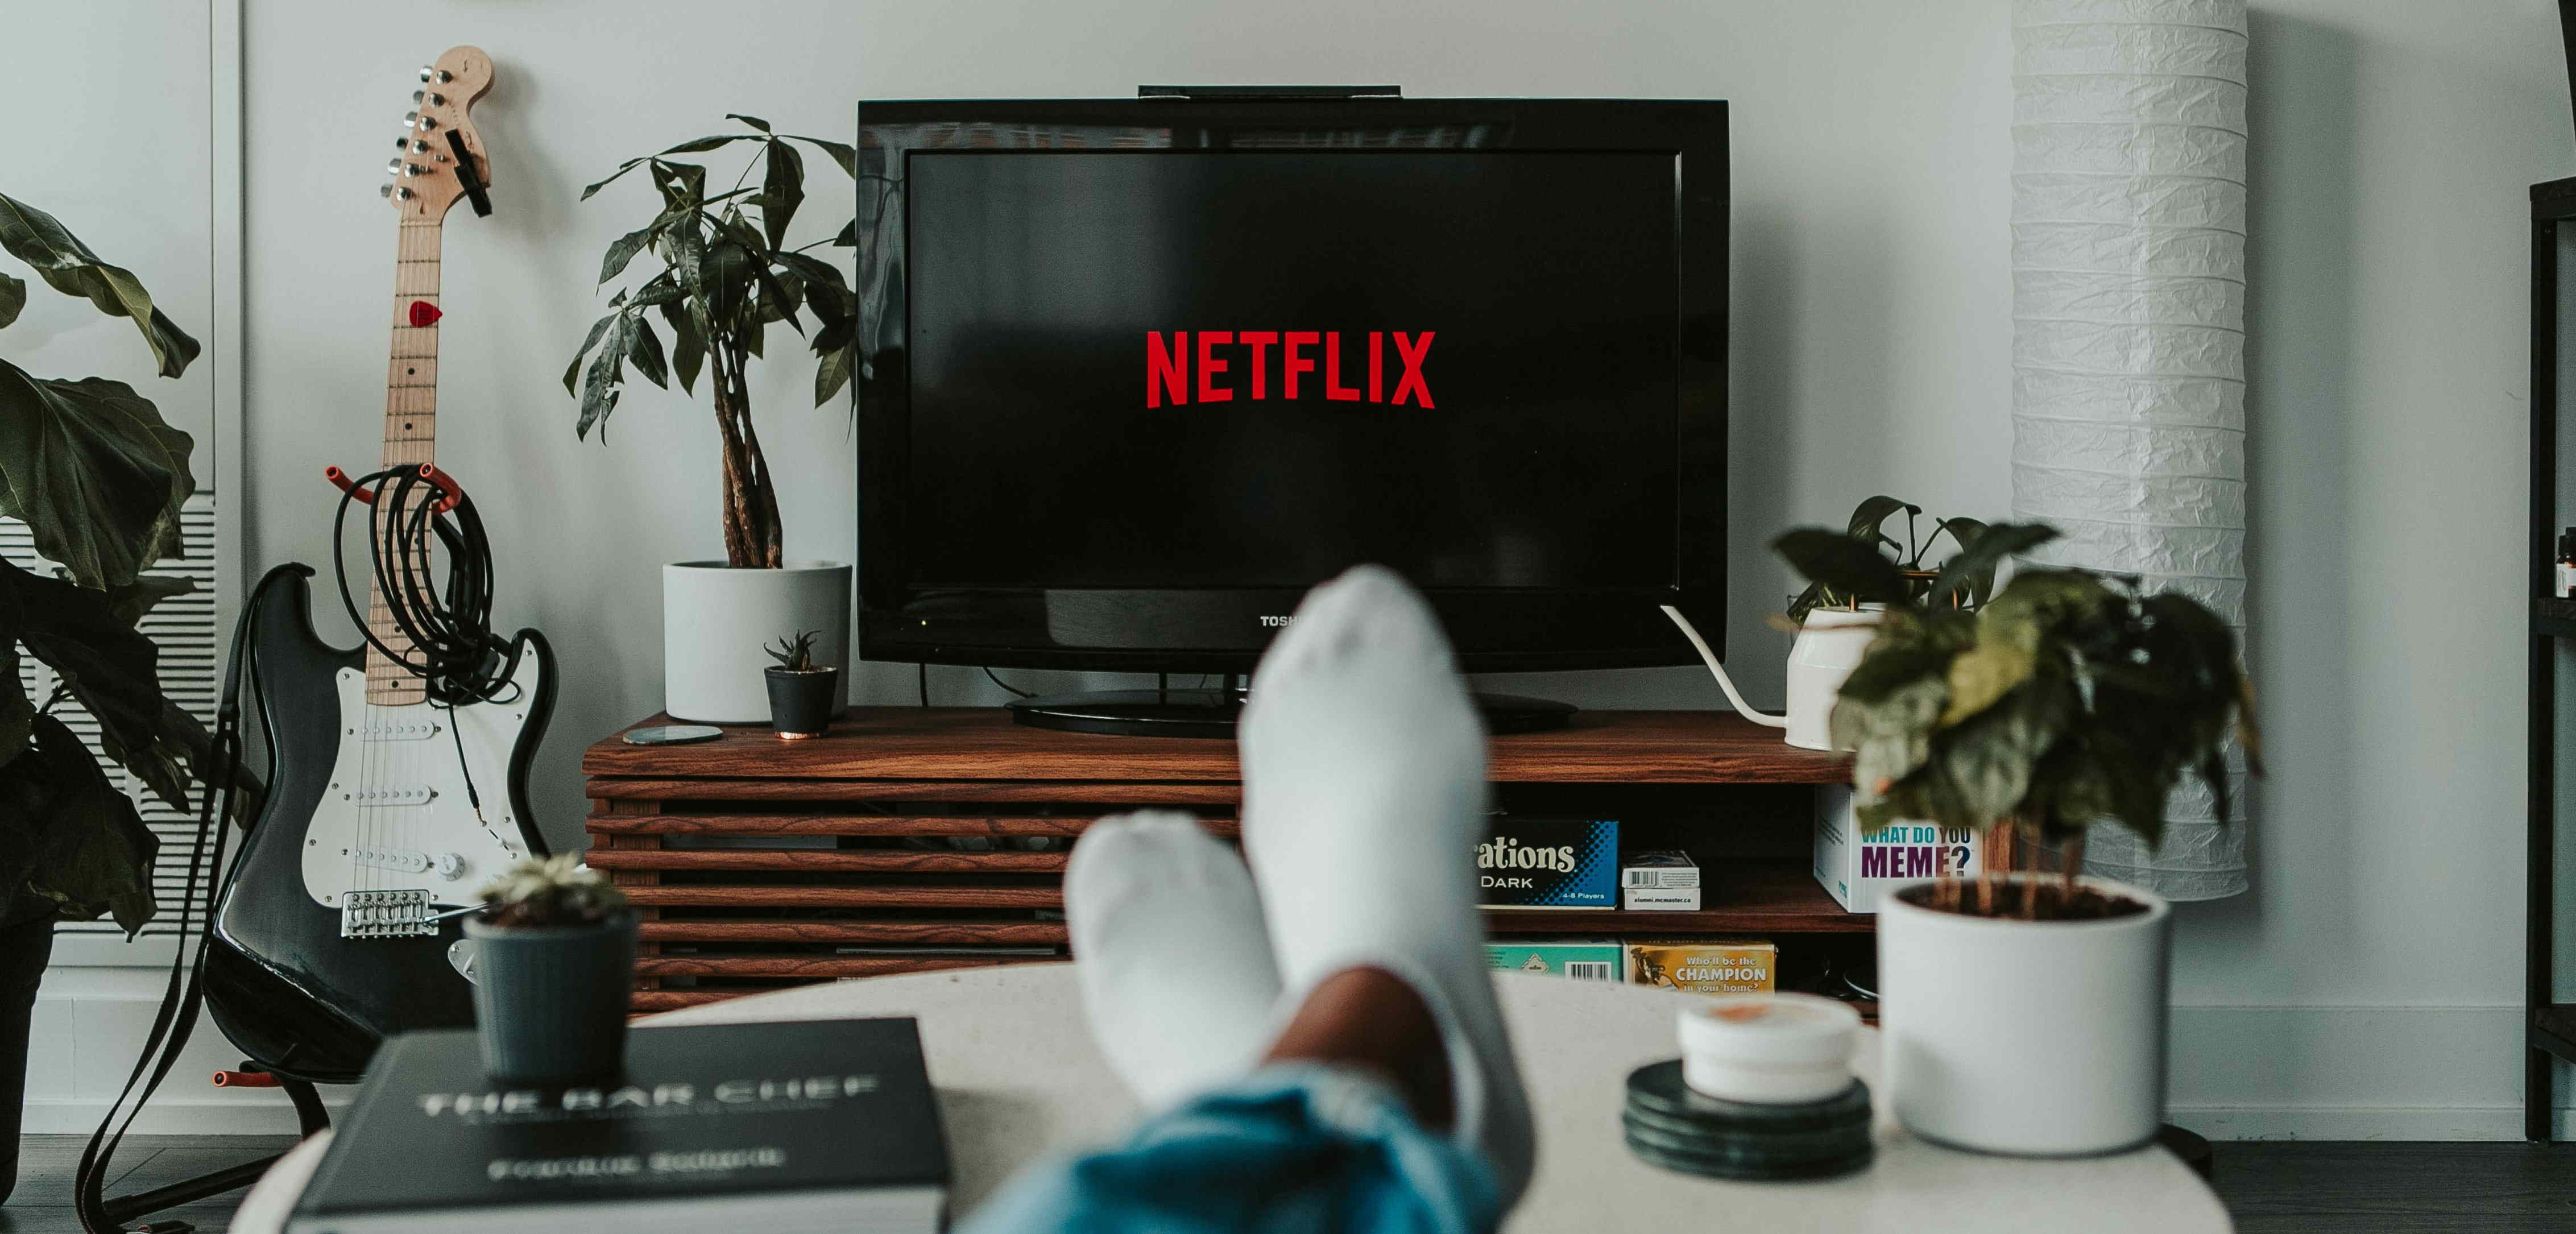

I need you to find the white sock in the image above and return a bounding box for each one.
[1065,811,1283,1111]
[1237,565,1534,1204]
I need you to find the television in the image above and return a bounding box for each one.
[854,93,1728,735]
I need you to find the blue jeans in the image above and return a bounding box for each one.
[956,1065,1501,1234]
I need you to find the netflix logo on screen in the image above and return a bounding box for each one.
[1146,330,1434,409]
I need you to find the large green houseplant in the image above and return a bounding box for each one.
[565,115,862,723]
[1783,517,2256,1156]
[0,192,234,1195]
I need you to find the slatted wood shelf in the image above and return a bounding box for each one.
[586,848,1070,873]
[587,707,1863,1012]
[633,954,1060,979]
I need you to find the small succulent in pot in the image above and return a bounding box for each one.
[462,855,638,1082]
[763,628,840,739]
[475,854,631,926]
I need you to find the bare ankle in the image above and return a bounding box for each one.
[1262,966,1454,1129]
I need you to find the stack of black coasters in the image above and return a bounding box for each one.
[1622,1059,1874,1181]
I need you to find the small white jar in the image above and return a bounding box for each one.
[1677,993,1862,1104]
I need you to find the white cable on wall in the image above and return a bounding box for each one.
[2012,0,2250,900]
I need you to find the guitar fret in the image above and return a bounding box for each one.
[370,218,444,702]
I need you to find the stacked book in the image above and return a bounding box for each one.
[290,1018,949,1234]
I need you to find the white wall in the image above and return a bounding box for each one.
[197,0,2575,1138]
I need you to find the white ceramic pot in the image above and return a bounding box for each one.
[1783,607,1881,751]
[662,561,851,724]
[1877,873,2171,1156]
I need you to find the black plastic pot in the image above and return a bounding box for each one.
[461,911,637,1083]
[766,666,842,738]
[0,906,55,1203]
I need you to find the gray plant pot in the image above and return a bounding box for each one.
[765,666,842,738]
[462,911,637,1083]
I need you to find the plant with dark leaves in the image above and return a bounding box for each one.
[476,854,630,929]
[1775,495,2058,622]
[764,628,819,673]
[0,193,254,934]
[1828,560,2259,915]
[565,115,858,570]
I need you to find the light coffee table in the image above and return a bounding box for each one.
[232,966,2230,1232]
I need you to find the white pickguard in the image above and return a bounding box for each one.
[300,658,541,910]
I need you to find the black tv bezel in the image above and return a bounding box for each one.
[854,96,1728,674]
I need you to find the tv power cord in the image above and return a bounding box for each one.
[1658,605,1788,730]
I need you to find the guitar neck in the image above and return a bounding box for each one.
[368,217,444,705]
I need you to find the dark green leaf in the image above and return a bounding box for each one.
[0,271,23,329]
[9,713,158,933]
[0,360,194,590]
[1845,495,1918,552]
[0,646,26,767]
[5,557,190,810]
[626,314,669,388]
[598,225,657,286]
[563,312,617,398]
[662,135,747,154]
[814,313,854,406]
[787,134,856,179]
[726,113,772,132]
[761,139,805,250]
[1772,528,1911,606]
[660,298,705,395]
[581,155,654,200]
[1925,522,2057,610]
[830,218,857,247]
[648,159,707,214]
[575,316,631,439]
[0,194,201,378]
[104,574,193,626]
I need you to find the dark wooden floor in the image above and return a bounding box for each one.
[7,1135,2576,1231]
[5,1136,298,1233]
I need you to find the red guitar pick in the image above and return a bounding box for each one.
[408,300,442,328]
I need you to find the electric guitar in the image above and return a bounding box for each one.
[205,47,554,1083]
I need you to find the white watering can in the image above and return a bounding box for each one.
[1659,604,1882,751]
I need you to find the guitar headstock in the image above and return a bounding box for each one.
[380,45,496,218]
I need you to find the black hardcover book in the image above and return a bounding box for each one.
[289,1018,949,1234]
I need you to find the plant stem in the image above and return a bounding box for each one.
[2061,834,2085,893]
[1978,819,2003,916]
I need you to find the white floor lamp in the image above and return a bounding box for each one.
[2011,0,2251,899]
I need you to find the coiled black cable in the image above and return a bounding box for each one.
[330,465,523,706]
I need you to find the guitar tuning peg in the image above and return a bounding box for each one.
[395,135,411,150]
[413,90,444,107]
[408,138,432,154]
[380,183,412,202]
[386,158,403,175]
[419,65,452,85]
[380,182,396,198]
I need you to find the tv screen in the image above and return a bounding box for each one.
[905,150,1679,591]
[856,98,1726,673]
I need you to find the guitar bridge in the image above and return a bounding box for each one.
[341,888,438,939]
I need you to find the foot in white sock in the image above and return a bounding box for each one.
[1065,811,1283,1111]
[1238,565,1535,1204]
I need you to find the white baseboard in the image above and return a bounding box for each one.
[27,963,349,1136]
[25,967,2566,1140]
[2165,1003,2560,1141]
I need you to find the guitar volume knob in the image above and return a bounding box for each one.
[435,852,467,881]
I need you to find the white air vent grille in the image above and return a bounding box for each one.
[2,494,221,937]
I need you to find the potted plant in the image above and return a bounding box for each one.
[462,855,638,1082]
[764,628,839,739]
[1807,541,2255,1156]
[1762,498,2052,750]
[568,115,860,724]
[0,194,242,1196]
